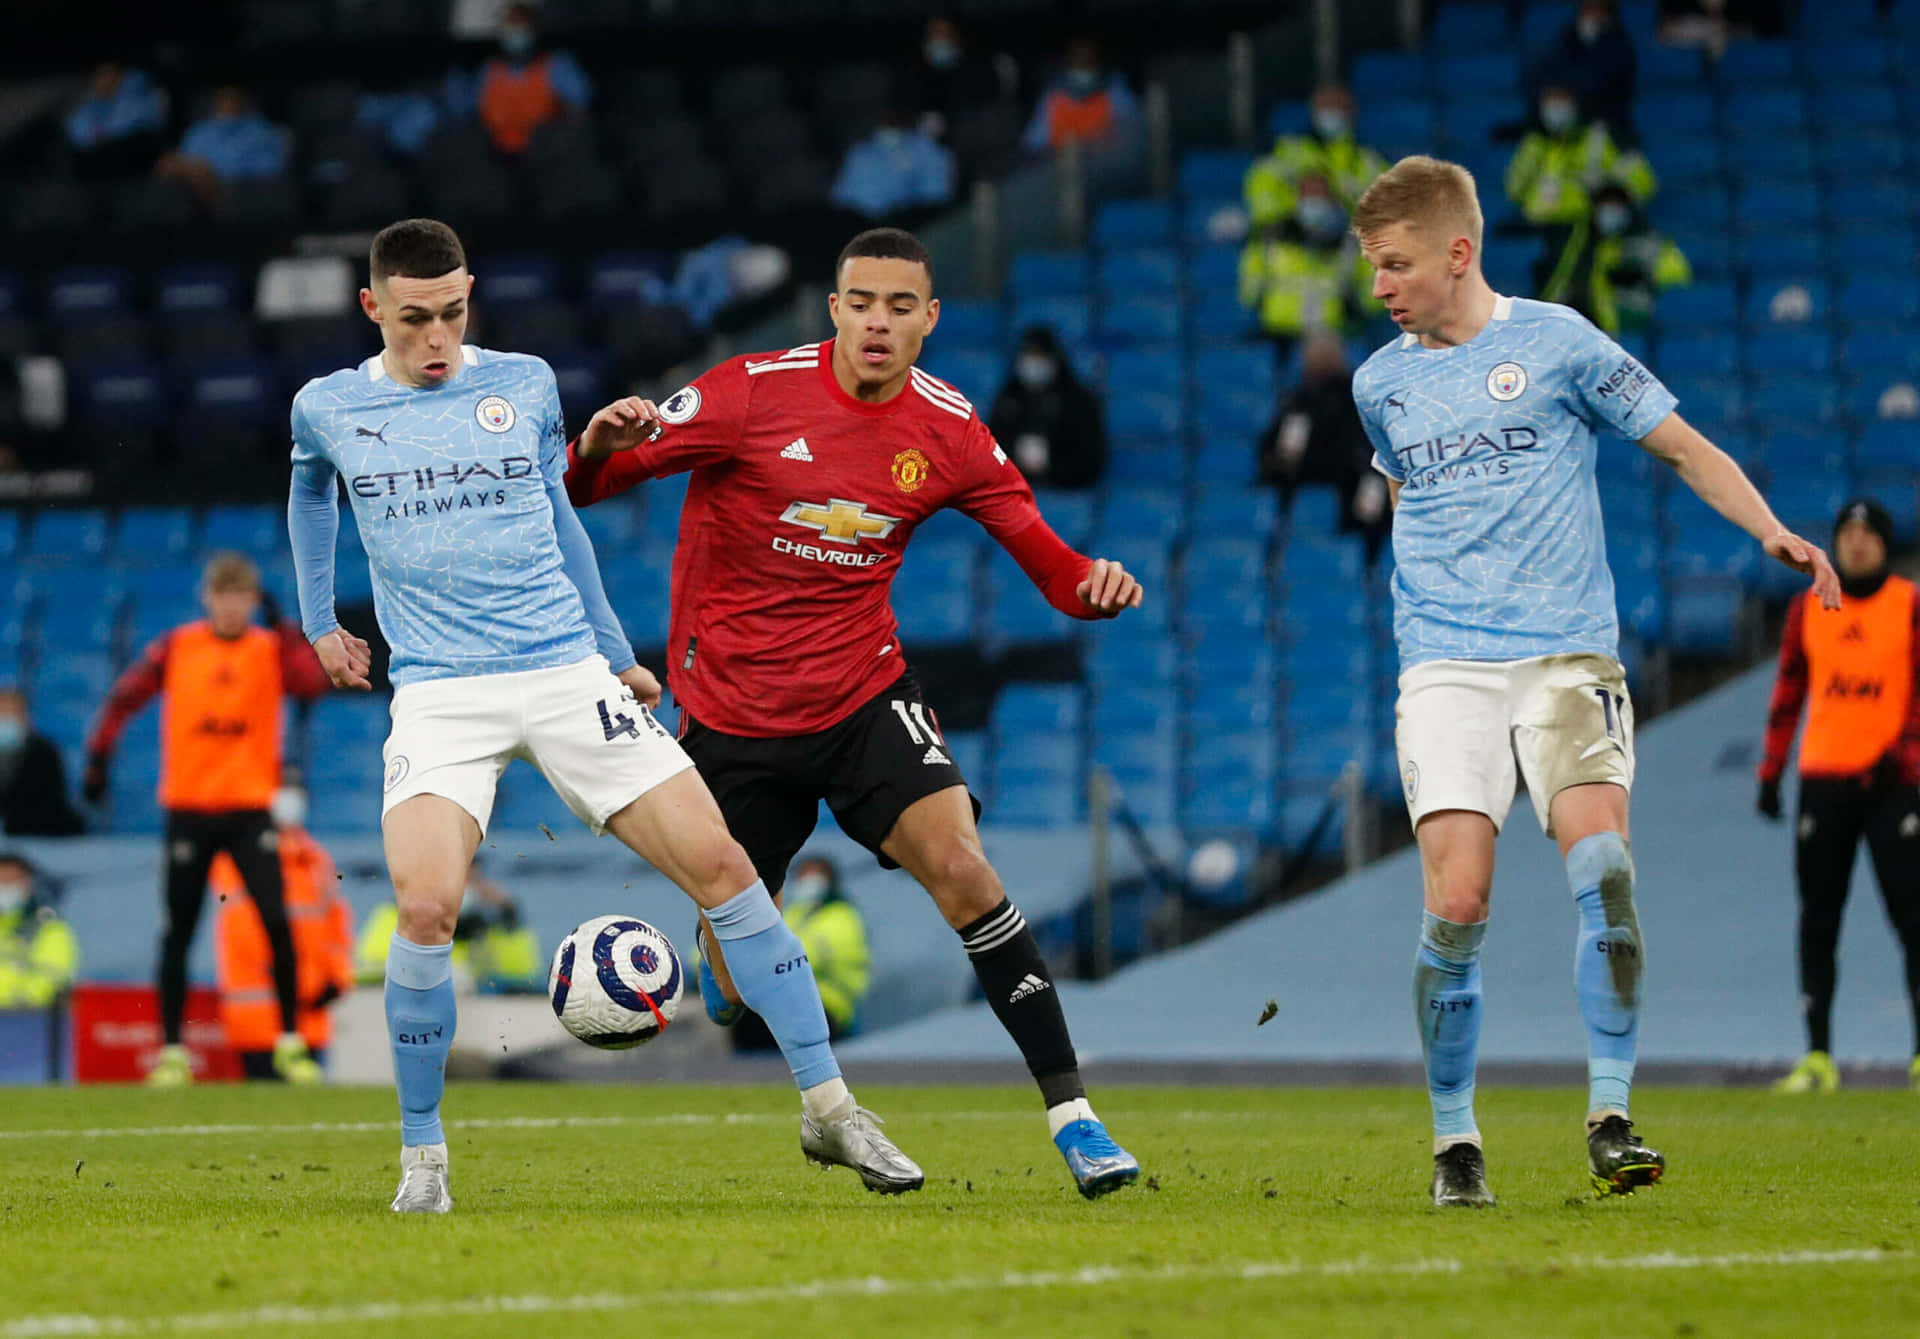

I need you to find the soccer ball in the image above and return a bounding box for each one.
[548,915,683,1049]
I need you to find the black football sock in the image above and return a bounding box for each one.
[959,898,1086,1109]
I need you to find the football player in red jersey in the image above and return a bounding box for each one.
[566,228,1143,1197]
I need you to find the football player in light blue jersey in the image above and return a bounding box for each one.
[288,219,922,1213]
[1347,158,1841,1207]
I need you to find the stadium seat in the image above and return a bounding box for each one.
[1639,91,1716,137]
[1284,487,1345,541]
[921,347,1000,406]
[1722,133,1814,180]
[1810,86,1898,133]
[1744,330,1834,377]
[1176,150,1256,202]
[1097,248,1180,298]
[989,773,1079,827]
[1193,487,1279,541]
[478,254,561,307]
[1009,251,1091,295]
[1723,88,1807,133]
[1358,98,1437,157]
[1008,296,1090,346]
[1093,200,1175,249]
[1801,37,1890,83]
[1104,346,1185,399]
[1715,40,1798,85]
[1748,377,1842,426]
[1653,281,1737,331]
[1194,436,1258,486]
[934,299,1002,345]
[1099,295,1182,345]
[1828,183,1916,226]
[1431,2,1510,49]
[1658,333,1738,378]
[202,505,283,559]
[1734,230,1824,278]
[585,252,672,308]
[1187,289,1252,342]
[1735,181,1820,229]
[1856,423,1915,473]
[1665,577,1746,655]
[25,510,109,564]
[1640,42,1705,87]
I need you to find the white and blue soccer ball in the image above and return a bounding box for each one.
[548,915,683,1049]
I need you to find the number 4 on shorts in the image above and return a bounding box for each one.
[598,699,642,741]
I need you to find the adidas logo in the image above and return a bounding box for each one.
[921,745,950,766]
[1008,973,1051,1004]
[1840,621,1866,643]
[781,437,814,462]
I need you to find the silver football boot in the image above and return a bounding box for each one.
[801,1097,925,1194]
[390,1143,453,1214]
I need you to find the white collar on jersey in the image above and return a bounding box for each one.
[1398,294,1513,349]
[364,345,481,382]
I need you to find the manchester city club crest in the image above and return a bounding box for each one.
[1402,760,1420,803]
[891,448,930,493]
[1486,362,1528,402]
[475,395,516,433]
[384,755,410,792]
[658,385,701,424]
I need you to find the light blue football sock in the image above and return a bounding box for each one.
[1568,832,1640,1117]
[1414,911,1487,1144]
[706,881,840,1090]
[385,934,456,1148]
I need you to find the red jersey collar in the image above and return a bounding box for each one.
[816,337,912,417]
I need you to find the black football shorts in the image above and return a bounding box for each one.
[676,666,981,892]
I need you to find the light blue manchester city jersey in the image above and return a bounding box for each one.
[1355,296,1678,667]
[290,346,600,686]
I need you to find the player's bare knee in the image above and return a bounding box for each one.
[920,837,1002,926]
[391,877,461,945]
[1426,872,1491,926]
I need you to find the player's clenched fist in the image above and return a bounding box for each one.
[1076,557,1145,618]
[616,663,662,709]
[578,397,663,461]
[313,627,374,691]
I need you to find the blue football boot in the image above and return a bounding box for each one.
[695,921,744,1027]
[1053,1119,1140,1199]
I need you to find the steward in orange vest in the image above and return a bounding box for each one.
[84,552,331,1086]
[1758,497,1920,1092]
[214,788,353,1077]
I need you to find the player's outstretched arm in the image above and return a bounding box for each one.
[1639,412,1841,609]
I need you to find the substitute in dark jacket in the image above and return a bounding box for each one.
[987,327,1107,490]
[1757,497,1920,1093]
[0,689,84,837]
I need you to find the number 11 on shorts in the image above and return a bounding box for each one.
[1593,687,1625,741]
[889,699,944,745]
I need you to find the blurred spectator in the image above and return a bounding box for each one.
[1537,183,1691,334]
[0,688,85,838]
[911,16,1008,144]
[0,853,77,1009]
[1238,174,1377,360]
[1504,84,1655,228]
[1244,85,1387,229]
[1256,333,1387,558]
[987,326,1107,490]
[1878,384,1919,422]
[448,2,591,156]
[1659,0,1790,56]
[1528,1,1637,143]
[154,86,291,206]
[830,108,957,220]
[354,859,541,993]
[356,87,444,158]
[212,775,353,1079]
[1021,37,1138,155]
[64,62,170,179]
[729,855,870,1049]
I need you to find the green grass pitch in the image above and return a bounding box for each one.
[1,1083,1914,1337]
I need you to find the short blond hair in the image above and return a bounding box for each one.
[1351,155,1484,251]
[202,551,260,595]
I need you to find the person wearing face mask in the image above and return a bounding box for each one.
[350,859,541,995]
[830,107,958,221]
[1527,1,1638,144]
[721,855,871,1050]
[1757,498,1920,1095]
[84,553,333,1087]
[1238,174,1379,363]
[986,327,1107,491]
[0,853,78,1010]
[0,688,85,838]
[1245,85,1388,231]
[458,2,591,156]
[212,775,355,1079]
[1537,182,1691,335]
[1505,84,1655,229]
[1020,36,1139,155]
[910,17,1009,147]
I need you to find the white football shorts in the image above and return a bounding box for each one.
[1393,652,1635,837]
[380,655,692,837]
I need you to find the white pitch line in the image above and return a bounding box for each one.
[1,1249,1900,1337]
[0,1110,1267,1143]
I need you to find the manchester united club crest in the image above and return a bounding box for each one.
[891,448,930,493]
[475,395,516,432]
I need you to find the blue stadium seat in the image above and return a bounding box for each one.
[1658,182,1731,229]
[1748,376,1841,425]
[1181,535,1265,599]
[1735,181,1820,229]
[1104,435,1185,490]
[1665,578,1745,655]
[1440,94,1522,151]
[182,358,276,424]
[1723,87,1807,132]
[1715,40,1798,85]
[1358,97,1437,156]
[1093,199,1175,248]
[202,505,283,558]
[1665,524,1758,582]
[1663,375,1745,423]
[36,593,117,652]
[985,551,1078,643]
[1008,296,1089,346]
[990,685,1083,740]
[546,350,607,422]
[1744,279,1829,327]
[1009,251,1091,295]
[989,774,1078,827]
[1744,330,1834,377]
[1432,49,1518,93]
[1186,247,1239,300]
[1193,486,1278,541]
[935,299,1002,345]
[1856,422,1915,472]
[1658,333,1738,378]
[76,361,166,428]
[1194,436,1257,486]
[1096,248,1180,298]
[1181,768,1275,833]
[1099,295,1182,345]
[1192,378,1267,439]
[1815,132,1906,181]
[116,508,195,559]
[1105,383,1185,439]
[31,650,114,702]
[478,253,560,306]
[47,265,133,316]
[1810,86,1899,132]
[1645,136,1721,180]
[491,771,580,832]
[1734,230,1824,277]
[1188,289,1252,342]
[922,347,1000,406]
[25,510,110,564]
[1722,133,1813,179]
[155,262,241,314]
[1760,427,1848,474]
[1285,487,1345,540]
[1654,281,1737,331]
[1801,37,1890,83]
[1030,489,1095,548]
[584,251,671,307]
[1823,225,1917,275]
[1098,487,1185,546]
[1639,91,1716,137]
[1180,196,1242,247]
[1177,150,1256,202]
[1104,346,1185,399]
[1828,183,1915,225]
[1432,3,1509,49]
[1640,42,1705,87]
[894,538,976,644]
[944,732,988,787]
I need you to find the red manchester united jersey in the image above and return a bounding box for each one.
[566,338,1094,736]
